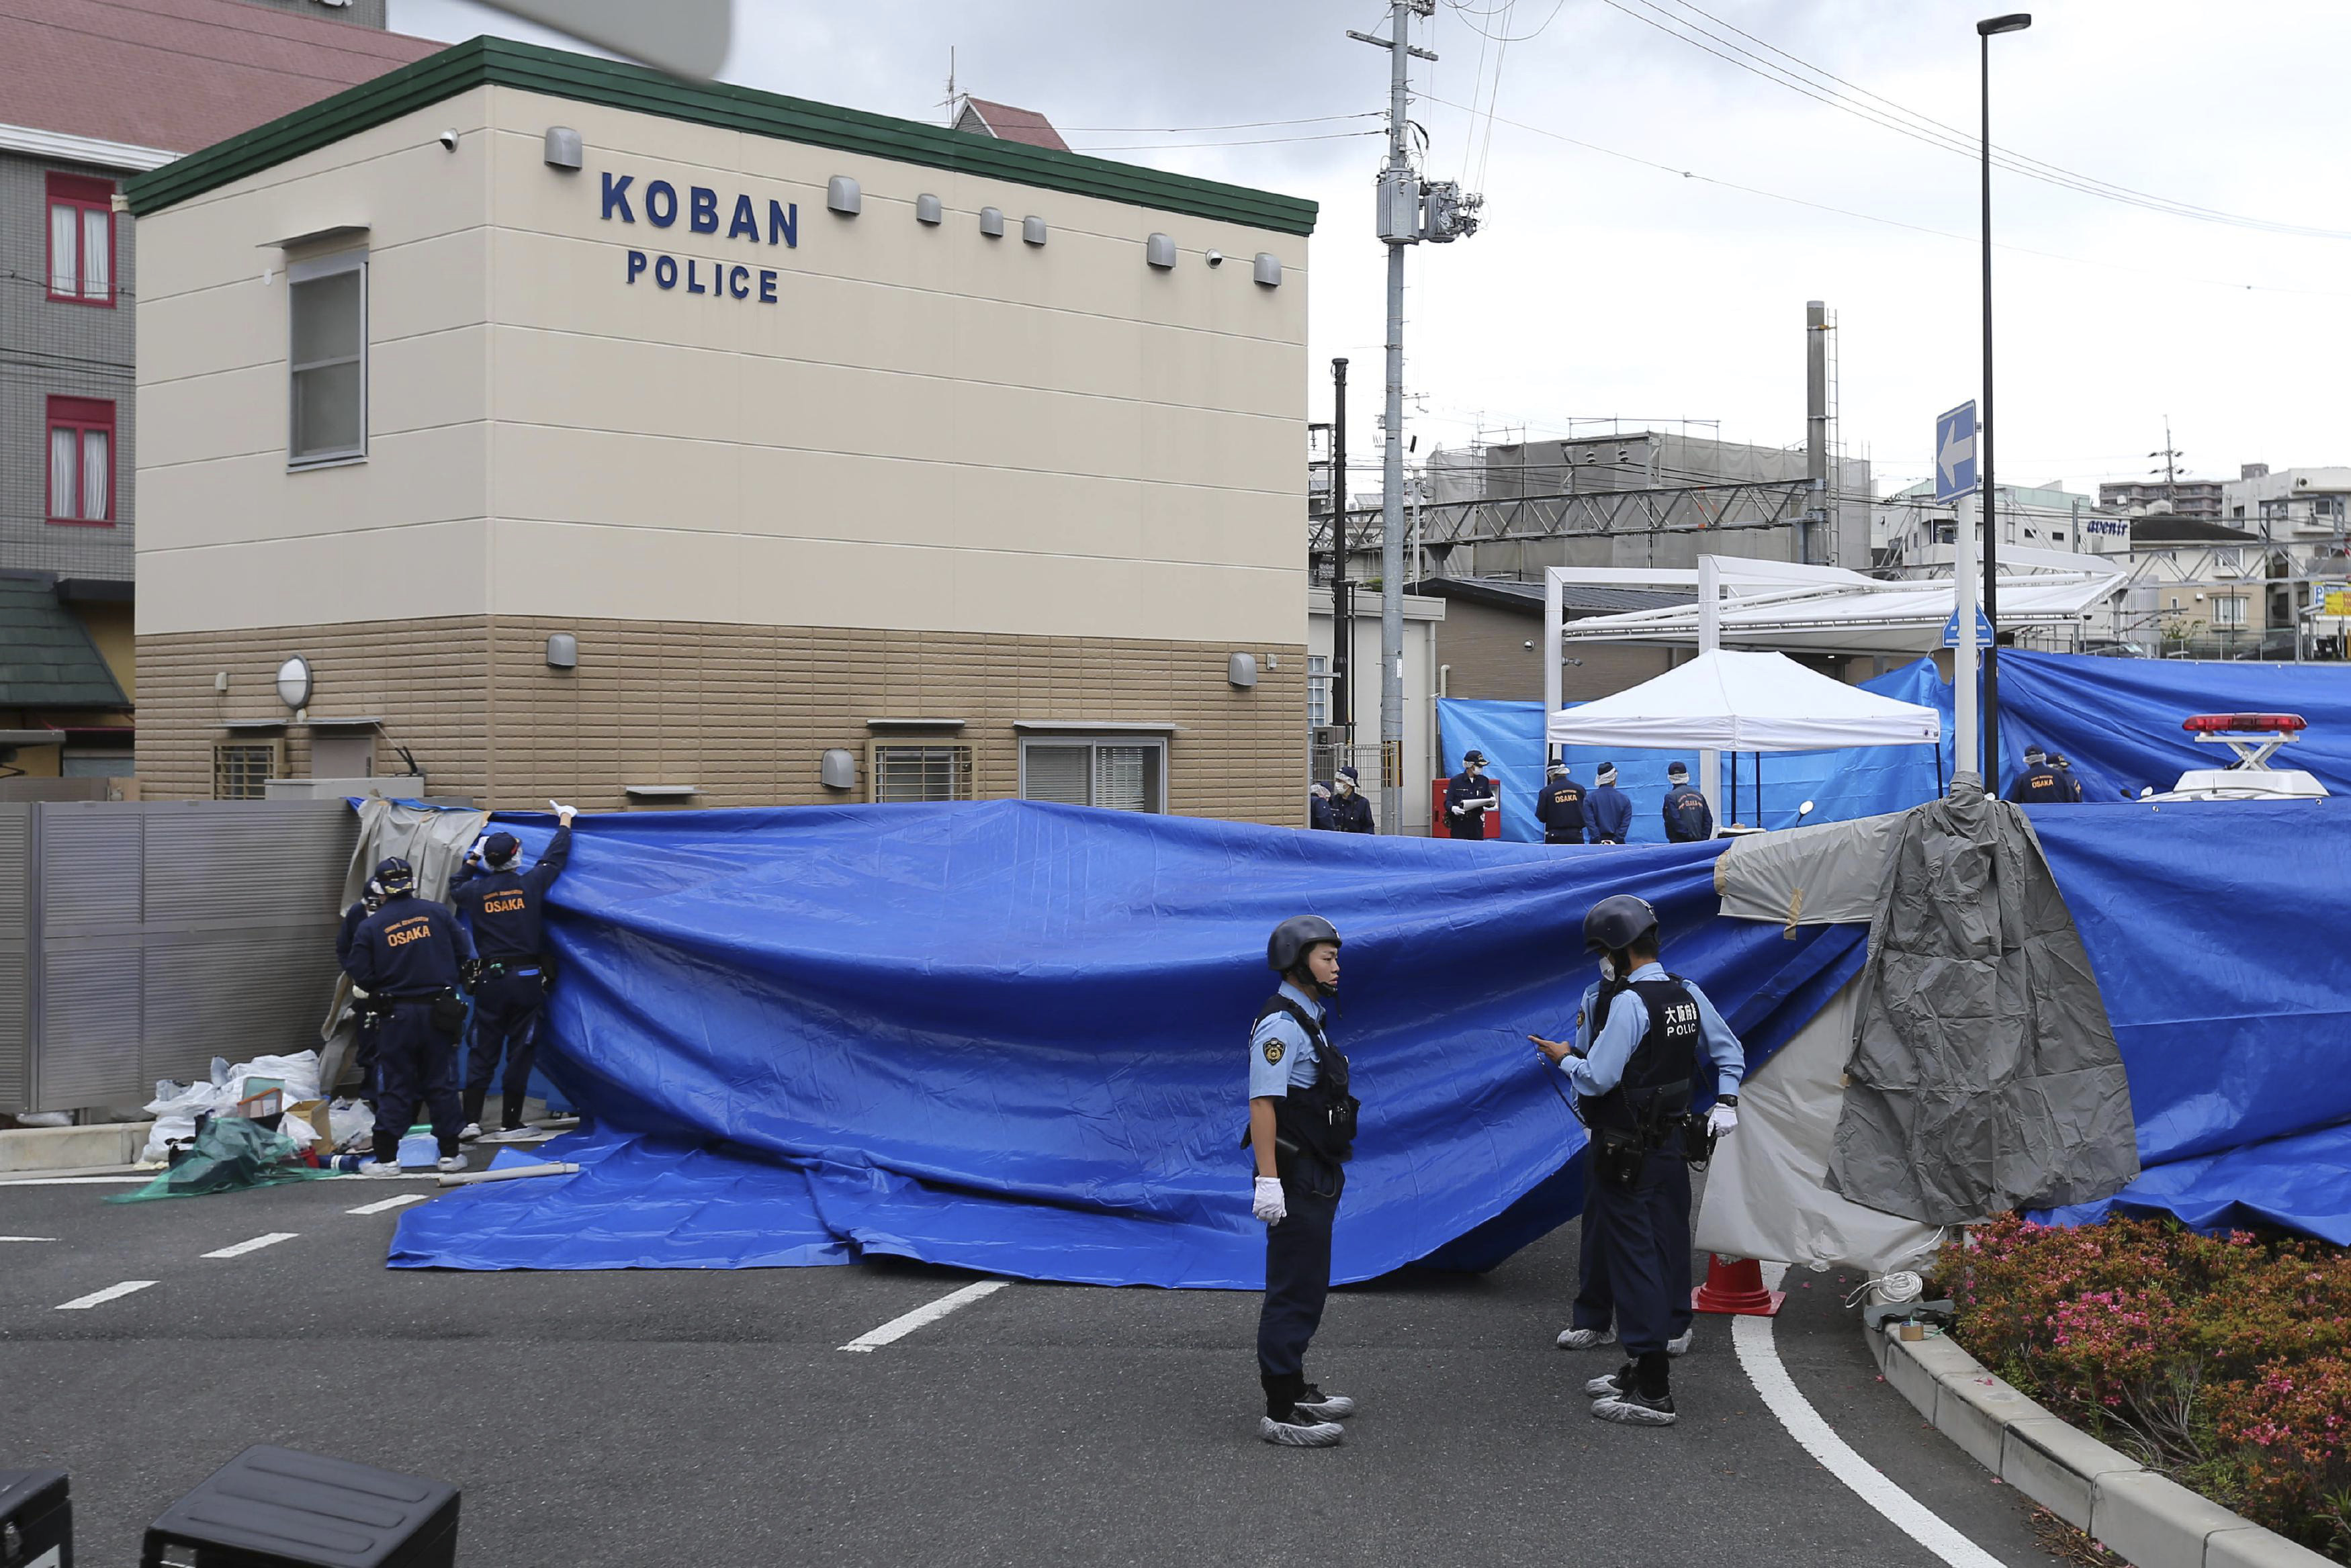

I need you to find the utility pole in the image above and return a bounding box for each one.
[1330,358,1353,745]
[2149,416,2182,508]
[1349,0,1478,832]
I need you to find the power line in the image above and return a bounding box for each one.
[1070,129,1382,152]
[1054,111,1380,132]
[1600,0,2351,242]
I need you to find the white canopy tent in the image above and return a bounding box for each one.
[1545,649,1944,751]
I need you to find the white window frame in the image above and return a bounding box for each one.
[868,741,974,803]
[1306,653,1329,729]
[2213,594,2248,629]
[213,741,283,800]
[1017,735,1168,814]
[287,249,368,468]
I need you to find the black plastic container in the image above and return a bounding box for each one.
[140,1446,456,1567]
[0,1469,72,1568]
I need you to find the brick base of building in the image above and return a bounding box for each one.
[136,616,1309,823]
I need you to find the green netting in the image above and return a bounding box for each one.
[107,1115,341,1203]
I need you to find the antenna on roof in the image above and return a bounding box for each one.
[942,46,958,126]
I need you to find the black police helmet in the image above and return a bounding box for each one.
[1583,893,1658,955]
[373,856,416,895]
[482,831,521,866]
[1267,915,1341,974]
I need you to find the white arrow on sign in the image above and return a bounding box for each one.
[1938,421,1976,491]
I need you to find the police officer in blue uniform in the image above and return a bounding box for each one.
[451,805,576,1142]
[1327,766,1375,833]
[1531,895,1744,1425]
[1246,915,1360,1447]
[1536,762,1587,844]
[1661,762,1714,843]
[2052,754,2086,802]
[1586,762,1634,844]
[341,857,476,1177]
[2007,745,2074,803]
[335,874,388,1096]
[1444,750,1501,839]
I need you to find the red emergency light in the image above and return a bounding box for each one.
[2181,712,2307,735]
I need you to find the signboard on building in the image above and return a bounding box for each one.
[2321,584,2351,618]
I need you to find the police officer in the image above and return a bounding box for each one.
[1308,782,1333,831]
[2007,745,2073,803]
[2052,753,2086,802]
[1661,762,1714,843]
[341,857,476,1177]
[1530,895,1744,1426]
[335,875,388,1097]
[1247,915,1360,1447]
[451,806,576,1142]
[1327,766,1375,833]
[1444,750,1501,839]
[1535,762,1587,845]
[1586,762,1634,844]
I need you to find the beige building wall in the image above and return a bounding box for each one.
[135,76,1312,817]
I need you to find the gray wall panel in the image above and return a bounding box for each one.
[38,943,140,1106]
[0,805,30,1111]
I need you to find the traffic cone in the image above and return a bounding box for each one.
[1691,1253,1784,1316]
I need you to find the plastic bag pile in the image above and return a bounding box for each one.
[140,1051,325,1164]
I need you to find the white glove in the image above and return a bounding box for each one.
[1706,1103,1739,1138]
[1450,803,1464,815]
[1252,1176,1288,1226]
[550,798,578,825]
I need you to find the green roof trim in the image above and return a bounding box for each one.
[124,37,1318,236]
[0,580,132,712]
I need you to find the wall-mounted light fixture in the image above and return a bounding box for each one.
[545,633,578,670]
[827,176,861,215]
[543,127,583,171]
[275,655,313,710]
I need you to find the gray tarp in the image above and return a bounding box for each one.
[316,798,490,1091]
[1826,780,2139,1225]
[1714,811,1909,929]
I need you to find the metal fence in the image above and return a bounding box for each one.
[0,800,357,1115]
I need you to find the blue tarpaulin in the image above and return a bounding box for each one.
[392,804,1860,1283]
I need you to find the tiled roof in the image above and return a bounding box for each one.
[957,97,1070,152]
[0,0,439,157]
[0,579,131,710]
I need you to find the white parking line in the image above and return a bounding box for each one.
[56,1280,156,1310]
[839,1279,1012,1352]
[1733,1263,2004,1568]
[347,1193,431,1216]
[1,1235,57,1242]
[0,1175,150,1187]
[201,1232,298,1259]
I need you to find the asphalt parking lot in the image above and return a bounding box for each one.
[2,1169,2066,1568]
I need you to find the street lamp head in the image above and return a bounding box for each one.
[1977,13,2032,34]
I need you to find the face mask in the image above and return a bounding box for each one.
[1598,956,1617,983]
[1336,780,1354,796]
[1468,765,1482,778]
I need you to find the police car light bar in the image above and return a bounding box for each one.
[2180,712,2307,734]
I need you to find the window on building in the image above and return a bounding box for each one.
[869,743,973,803]
[1020,737,1166,813]
[2261,498,2289,521]
[1308,654,1329,729]
[46,173,114,304]
[2313,496,2346,522]
[288,250,367,465]
[212,743,281,799]
[2214,596,2247,628]
[46,397,114,524]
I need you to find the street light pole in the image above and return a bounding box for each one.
[1978,12,2029,784]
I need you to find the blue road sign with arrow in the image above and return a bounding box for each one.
[1943,606,1994,647]
[1935,401,1978,504]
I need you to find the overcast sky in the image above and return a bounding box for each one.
[393,0,2351,502]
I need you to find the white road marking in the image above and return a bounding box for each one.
[347,1193,431,1216]
[1,1235,58,1242]
[839,1280,1012,1352]
[56,1280,156,1310]
[0,1175,150,1187]
[1733,1263,2004,1568]
[201,1232,299,1259]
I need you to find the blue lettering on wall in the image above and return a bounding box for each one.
[599,168,797,305]
[602,172,635,222]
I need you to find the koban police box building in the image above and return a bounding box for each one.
[128,39,1315,821]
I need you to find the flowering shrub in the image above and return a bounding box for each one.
[1944,1214,2351,1563]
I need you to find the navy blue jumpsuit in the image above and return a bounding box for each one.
[451,825,572,1132]
[341,892,475,1162]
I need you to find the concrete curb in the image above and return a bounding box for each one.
[1869,1322,2336,1567]
[0,1121,152,1174]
